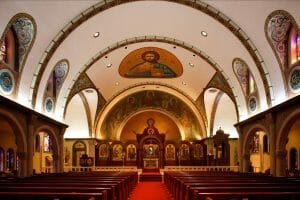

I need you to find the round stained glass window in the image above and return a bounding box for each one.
[45,97,54,113]
[289,66,300,93]
[249,96,257,112]
[0,69,14,95]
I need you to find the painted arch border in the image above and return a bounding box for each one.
[264,9,300,96]
[0,12,37,99]
[94,83,207,140]
[30,0,272,109]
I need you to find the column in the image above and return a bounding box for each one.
[266,113,276,176]
[26,115,36,176]
[276,150,287,176]
[57,132,65,173]
[242,153,250,172]
[17,152,27,177]
[235,125,243,172]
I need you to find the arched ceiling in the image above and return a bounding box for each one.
[1,0,300,138]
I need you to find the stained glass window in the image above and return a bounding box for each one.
[249,73,256,94]
[0,148,4,172]
[0,40,7,62]
[6,149,14,171]
[289,27,300,65]
[43,133,51,152]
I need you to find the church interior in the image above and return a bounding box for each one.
[0,1,300,199]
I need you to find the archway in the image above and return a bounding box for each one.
[243,126,270,173]
[0,111,26,176]
[34,125,60,173]
[277,111,300,176]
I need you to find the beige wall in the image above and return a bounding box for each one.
[250,131,270,173]
[0,120,17,172]
[286,119,300,170]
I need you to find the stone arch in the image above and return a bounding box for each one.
[34,125,60,173]
[277,109,300,152]
[241,124,268,172]
[0,109,27,176]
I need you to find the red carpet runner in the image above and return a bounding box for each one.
[129,182,174,200]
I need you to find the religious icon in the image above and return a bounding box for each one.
[119,47,183,78]
[112,144,123,161]
[125,51,177,78]
[127,144,136,161]
[165,144,175,161]
[99,144,108,158]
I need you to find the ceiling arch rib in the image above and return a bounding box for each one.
[30,0,272,119]
[60,36,241,118]
[95,84,207,140]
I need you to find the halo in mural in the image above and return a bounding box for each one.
[0,69,15,95]
[44,97,54,113]
[248,96,257,112]
[289,66,300,93]
[119,47,183,78]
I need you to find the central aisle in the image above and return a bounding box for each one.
[129,182,174,200]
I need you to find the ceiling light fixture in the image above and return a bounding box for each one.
[93,32,100,38]
[107,63,112,68]
[201,31,208,37]
[115,82,119,86]
[182,81,186,86]
[189,62,194,67]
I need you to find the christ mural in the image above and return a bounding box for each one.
[119,47,183,78]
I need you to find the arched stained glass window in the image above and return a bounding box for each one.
[0,40,7,62]
[6,149,14,171]
[0,148,4,172]
[266,10,300,94]
[44,60,69,113]
[289,27,300,65]
[12,17,35,72]
[233,58,259,112]
[43,133,51,153]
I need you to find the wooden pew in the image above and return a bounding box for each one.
[0,191,107,200]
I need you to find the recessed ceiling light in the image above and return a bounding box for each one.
[189,62,194,67]
[93,32,100,38]
[107,63,112,68]
[173,46,176,49]
[85,89,94,93]
[201,31,208,37]
[182,81,186,85]
[115,82,119,86]
[125,46,127,49]
[104,56,108,59]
